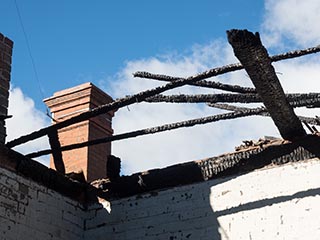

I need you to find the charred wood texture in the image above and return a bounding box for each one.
[227,29,306,140]
[23,93,320,158]
[6,62,258,149]
[146,93,320,104]
[134,73,256,94]
[147,93,260,103]
[134,45,320,92]
[98,135,320,199]
[208,103,320,126]
[26,108,266,158]
[107,155,121,181]
[47,130,65,174]
[7,37,320,149]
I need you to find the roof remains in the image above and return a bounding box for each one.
[5,29,320,179]
[227,29,306,140]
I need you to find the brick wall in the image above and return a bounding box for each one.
[85,158,320,240]
[0,33,13,144]
[0,145,319,239]
[44,83,115,182]
[0,166,85,240]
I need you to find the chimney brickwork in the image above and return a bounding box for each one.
[0,33,13,144]
[44,83,115,182]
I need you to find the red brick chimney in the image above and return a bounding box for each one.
[0,33,13,144]
[44,83,115,182]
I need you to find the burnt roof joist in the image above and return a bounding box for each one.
[227,29,306,141]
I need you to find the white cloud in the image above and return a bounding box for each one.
[262,0,320,47]
[7,0,320,175]
[273,58,320,118]
[6,87,50,166]
[101,41,279,174]
[261,0,320,118]
[103,1,320,174]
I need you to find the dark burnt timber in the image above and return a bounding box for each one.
[134,44,320,88]
[208,103,320,127]
[26,93,320,159]
[7,40,320,149]
[146,93,320,104]
[135,73,257,94]
[47,129,65,174]
[26,107,266,159]
[96,135,320,199]
[0,144,94,203]
[147,93,261,103]
[6,62,258,149]
[227,29,306,141]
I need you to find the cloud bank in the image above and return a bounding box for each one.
[105,0,320,174]
[263,0,320,47]
[6,87,50,166]
[5,0,320,175]
[104,42,279,174]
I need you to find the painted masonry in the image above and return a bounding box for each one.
[0,32,320,240]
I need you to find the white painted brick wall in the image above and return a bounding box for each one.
[0,167,85,240]
[85,158,320,240]
[1,158,319,239]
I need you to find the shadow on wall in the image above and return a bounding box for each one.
[214,187,320,217]
[209,160,320,239]
[85,181,222,239]
[85,158,320,240]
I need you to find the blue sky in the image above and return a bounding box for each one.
[2,0,263,109]
[2,0,320,173]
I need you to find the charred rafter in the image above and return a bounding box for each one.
[208,103,320,127]
[47,129,65,174]
[135,73,257,94]
[227,29,306,141]
[146,93,320,105]
[6,28,320,168]
[134,44,320,92]
[6,61,260,149]
[26,107,266,159]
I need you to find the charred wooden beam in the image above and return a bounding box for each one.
[227,29,306,140]
[97,135,320,199]
[47,129,65,174]
[135,73,257,94]
[134,44,320,91]
[208,103,320,126]
[146,93,320,104]
[208,103,265,113]
[146,93,260,103]
[26,108,266,158]
[6,62,255,149]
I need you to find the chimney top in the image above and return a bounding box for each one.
[44,82,115,182]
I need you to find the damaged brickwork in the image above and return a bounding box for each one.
[1,29,320,239]
[0,166,86,239]
[0,33,13,143]
[1,140,320,239]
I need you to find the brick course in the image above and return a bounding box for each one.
[44,83,115,182]
[0,139,320,239]
[0,34,13,144]
[0,166,85,240]
[85,158,320,240]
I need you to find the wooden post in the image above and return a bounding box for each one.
[227,29,306,141]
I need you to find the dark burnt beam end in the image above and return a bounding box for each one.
[48,129,65,174]
[227,29,306,141]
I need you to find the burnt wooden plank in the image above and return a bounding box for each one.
[26,108,266,159]
[5,62,248,149]
[97,135,320,199]
[48,129,65,174]
[227,29,306,140]
[146,93,320,104]
[6,43,320,149]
